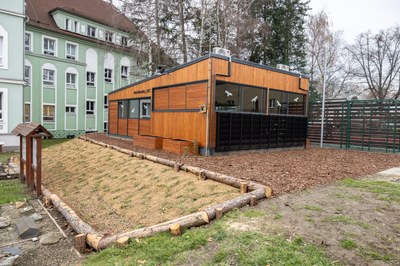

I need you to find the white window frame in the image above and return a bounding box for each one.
[103,121,108,132]
[74,21,79,33]
[42,104,55,123]
[105,31,113,43]
[24,65,31,84]
[66,72,77,89]
[86,100,95,115]
[24,102,31,122]
[104,95,108,109]
[121,36,128,46]
[66,42,78,60]
[104,68,112,83]
[0,89,8,133]
[65,18,70,31]
[42,35,57,56]
[25,32,32,52]
[65,106,76,114]
[140,99,151,118]
[87,71,95,86]
[0,25,8,69]
[121,66,128,79]
[87,25,96,38]
[43,68,55,86]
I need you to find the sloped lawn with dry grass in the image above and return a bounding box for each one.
[42,139,239,234]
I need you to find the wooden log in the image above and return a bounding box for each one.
[216,208,223,219]
[116,236,130,248]
[74,234,87,253]
[95,211,210,250]
[250,195,258,206]
[265,186,273,198]
[170,224,181,236]
[205,189,266,220]
[240,182,248,194]
[144,155,176,168]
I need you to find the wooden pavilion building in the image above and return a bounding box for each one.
[108,53,309,155]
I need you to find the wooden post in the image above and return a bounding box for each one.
[240,181,248,194]
[265,186,273,198]
[250,195,258,206]
[198,171,207,180]
[35,137,42,197]
[74,234,87,253]
[26,136,33,191]
[170,224,181,236]
[216,208,223,219]
[116,236,129,248]
[19,136,24,183]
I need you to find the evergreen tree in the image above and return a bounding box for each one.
[265,0,310,72]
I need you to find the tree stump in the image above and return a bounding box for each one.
[240,182,248,194]
[173,163,181,172]
[250,195,258,206]
[74,234,87,253]
[265,186,273,198]
[216,208,223,219]
[170,224,181,236]
[43,197,52,208]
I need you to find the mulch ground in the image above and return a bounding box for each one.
[87,133,400,196]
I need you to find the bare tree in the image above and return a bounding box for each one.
[346,27,400,99]
[306,11,354,100]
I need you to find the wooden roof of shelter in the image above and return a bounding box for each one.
[11,123,53,138]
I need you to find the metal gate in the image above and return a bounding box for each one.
[308,99,400,152]
[216,112,307,152]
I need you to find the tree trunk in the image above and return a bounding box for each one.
[179,0,188,62]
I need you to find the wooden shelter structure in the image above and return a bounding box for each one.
[12,123,52,196]
[108,54,309,155]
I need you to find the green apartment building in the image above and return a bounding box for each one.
[23,0,145,139]
[0,0,25,150]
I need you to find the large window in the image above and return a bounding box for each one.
[269,90,305,115]
[87,72,95,86]
[87,25,96,37]
[215,82,265,113]
[105,32,113,42]
[105,68,112,82]
[66,43,77,60]
[66,73,76,89]
[86,101,95,115]
[43,105,55,122]
[43,69,55,86]
[129,99,139,119]
[43,37,56,56]
[24,33,31,51]
[118,100,127,118]
[140,99,151,118]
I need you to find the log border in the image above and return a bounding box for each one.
[41,135,272,251]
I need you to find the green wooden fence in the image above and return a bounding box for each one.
[308,99,400,153]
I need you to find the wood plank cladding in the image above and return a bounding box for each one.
[109,101,118,135]
[212,58,308,94]
[163,139,199,155]
[153,83,207,111]
[151,112,207,147]
[128,119,139,136]
[139,119,151,136]
[109,58,210,101]
[118,119,128,136]
[134,135,163,150]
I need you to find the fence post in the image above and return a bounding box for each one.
[345,101,351,149]
[394,100,398,153]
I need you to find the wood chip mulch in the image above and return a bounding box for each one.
[86,133,400,196]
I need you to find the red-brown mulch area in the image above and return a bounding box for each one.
[86,133,400,196]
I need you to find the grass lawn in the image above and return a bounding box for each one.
[84,210,334,266]
[42,138,70,149]
[0,180,31,205]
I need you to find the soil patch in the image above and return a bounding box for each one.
[88,133,400,195]
[42,139,239,234]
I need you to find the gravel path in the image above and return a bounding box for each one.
[87,133,400,195]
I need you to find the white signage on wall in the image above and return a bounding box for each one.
[22,137,26,161]
[33,138,37,168]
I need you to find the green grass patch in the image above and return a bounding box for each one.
[338,178,400,203]
[42,138,70,149]
[242,209,265,218]
[0,180,31,205]
[341,238,358,250]
[325,214,372,229]
[0,152,18,164]
[304,205,324,212]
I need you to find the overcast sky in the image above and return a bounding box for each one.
[309,0,400,43]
